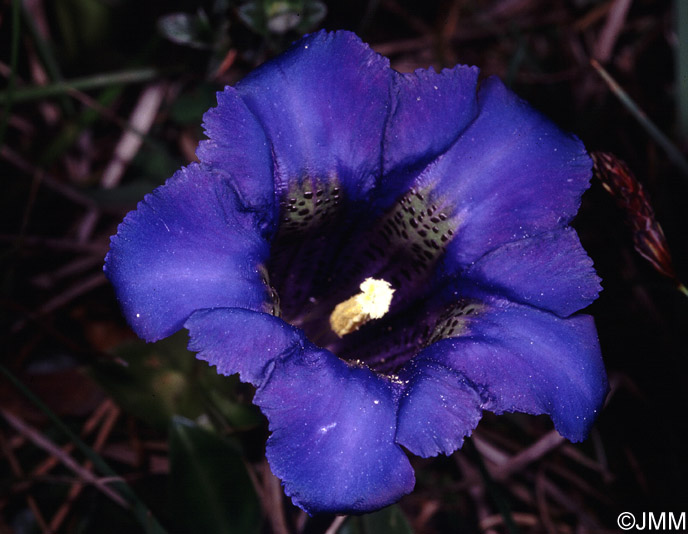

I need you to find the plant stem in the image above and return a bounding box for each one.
[591,58,688,178]
[0,68,160,104]
[0,364,169,534]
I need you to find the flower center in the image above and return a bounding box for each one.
[267,176,465,373]
[329,278,395,337]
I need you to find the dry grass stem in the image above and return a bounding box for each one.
[323,515,348,534]
[0,430,51,534]
[594,0,632,62]
[12,272,107,333]
[491,431,566,480]
[0,409,128,508]
[48,403,120,531]
[101,83,166,189]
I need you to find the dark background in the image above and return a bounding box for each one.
[2,0,686,533]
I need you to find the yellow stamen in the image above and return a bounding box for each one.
[329,278,395,337]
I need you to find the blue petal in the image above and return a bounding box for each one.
[186,309,302,386]
[254,344,415,514]
[383,65,479,176]
[416,76,592,266]
[396,294,607,456]
[463,228,602,317]
[235,30,393,201]
[396,360,482,457]
[104,164,269,341]
[197,86,276,229]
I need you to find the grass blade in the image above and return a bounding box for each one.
[591,58,688,177]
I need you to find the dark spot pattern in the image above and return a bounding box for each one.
[338,187,458,300]
[259,265,281,317]
[279,176,341,235]
[267,176,471,374]
[359,187,456,289]
[426,301,483,346]
[268,175,343,319]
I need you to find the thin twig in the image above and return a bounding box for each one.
[594,0,632,62]
[101,83,166,189]
[439,0,462,65]
[324,515,348,534]
[0,430,52,534]
[1,409,128,507]
[31,255,105,289]
[49,404,121,532]
[268,470,290,534]
[11,272,107,333]
[491,431,566,480]
[213,49,238,80]
[455,453,496,533]
[1,145,99,210]
[77,209,101,244]
[472,434,511,466]
[0,365,169,533]
[560,444,609,476]
[32,400,115,479]
[541,460,613,505]
[65,87,132,131]
[479,512,538,531]
[537,476,603,529]
[372,10,569,57]
[573,0,614,32]
[21,0,74,116]
[257,461,290,534]
[535,467,559,534]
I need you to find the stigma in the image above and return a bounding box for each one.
[329,278,395,338]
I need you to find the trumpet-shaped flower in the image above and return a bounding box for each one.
[105,30,607,515]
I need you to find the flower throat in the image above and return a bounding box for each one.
[266,175,463,372]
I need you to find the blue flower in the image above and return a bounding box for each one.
[105,30,607,515]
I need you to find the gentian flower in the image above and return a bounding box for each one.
[105,30,607,515]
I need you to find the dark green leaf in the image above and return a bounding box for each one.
[339,505,414,534]
[169,417,261,534]
[88,181,160,208]
[130,143,183,182]
[54,0,111,60]
[168,84,219,125]
[91,332,262,431]
[207,389,265,430]
[91,333,202,428]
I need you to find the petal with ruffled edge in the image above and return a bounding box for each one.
[396,360,483,457]
[397,292,607,457]
[196,87,276,228]
[382,65,480,178]
[186,308,303,386]
[463,227,602,318]
[263,359,414,512]
[104,164,269,342]
[186,308,415,514]
[235,30,393,202]
[415,76,592,267]
[256,349,414,515]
